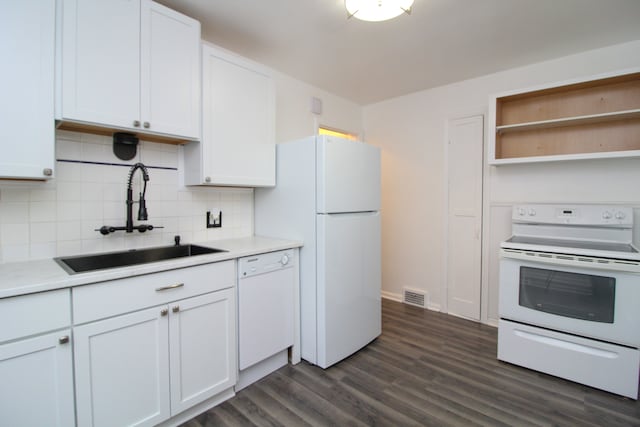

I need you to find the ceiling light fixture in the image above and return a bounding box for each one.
[345,0,414,22]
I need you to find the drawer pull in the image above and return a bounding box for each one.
[155,283,184,292]
[59,336,70,345]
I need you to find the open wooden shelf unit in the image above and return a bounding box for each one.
[488,69,640,164]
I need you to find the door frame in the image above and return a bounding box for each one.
[442,110,488,322]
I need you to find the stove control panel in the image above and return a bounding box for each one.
[513,204,633,227]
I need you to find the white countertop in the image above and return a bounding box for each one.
[0,236,302,299]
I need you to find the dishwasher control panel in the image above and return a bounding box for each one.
[238,249,295,279]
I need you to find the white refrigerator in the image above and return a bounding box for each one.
[255,135,381,368]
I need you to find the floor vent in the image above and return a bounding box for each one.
[403,288,426,308]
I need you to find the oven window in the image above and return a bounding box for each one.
[519,267,615,323]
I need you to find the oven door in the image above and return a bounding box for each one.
[499,252,640,348]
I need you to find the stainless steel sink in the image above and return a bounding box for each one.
[55,244,227,274]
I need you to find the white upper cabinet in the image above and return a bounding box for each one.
[0,0,55,180]
[141,1,201,139]
[183,44,276,187]
[58,0,200,141]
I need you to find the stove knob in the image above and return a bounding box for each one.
[602,211,612,219]
[517,208,526,216]
[615,211,626,220]
[528,208,536,216]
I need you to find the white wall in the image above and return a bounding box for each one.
[273,71,363,142]
[363,40,640,325]
[0,50,363,264]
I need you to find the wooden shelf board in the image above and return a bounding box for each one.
[56,120,197,145]
[496,109,640,134]
[489,149,640,165]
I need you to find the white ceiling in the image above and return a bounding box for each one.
[156,0,640,105]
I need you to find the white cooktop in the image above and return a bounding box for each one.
[502,204,640,261]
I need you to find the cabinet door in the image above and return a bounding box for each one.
[0,330,74,427]
[74,306,170,427]
[169,289,236,414]
[196,45,276,186]
[60,0,140,130]
[0,0,55,180]
[140,0,200,139]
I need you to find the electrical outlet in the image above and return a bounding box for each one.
[206,210,222,228]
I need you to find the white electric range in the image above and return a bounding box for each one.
[498,204,640,399]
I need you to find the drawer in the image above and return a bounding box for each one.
[498,319,640,399]
[73,261,235,324]
[0,289,71,342]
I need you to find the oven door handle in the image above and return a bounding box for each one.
[500,249,640,273]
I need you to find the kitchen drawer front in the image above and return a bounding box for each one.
[0,289,71,343]
[498,319,640,399]
[73,261,235,324]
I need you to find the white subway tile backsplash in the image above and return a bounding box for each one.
[29,188,56,202]
[56,201,83,221]
[80,142,108,162]
[80,133,109,145]
[56,139,82,159]
[30,242,57,259]
[57,221,82,241]
[103,183,123,201]
[56,240,83,257]
[81,182,104,201]
[0,187,30,203]
[1,223,29,246]
[0,130,254,262]
[81,238,103,254]
[30,201,57,222]
[0,202,29,224]
[81,220,103,240]
[56,182,83,201]
[3,244,30,263]
[55,161,83,182]
[30,222,57,244]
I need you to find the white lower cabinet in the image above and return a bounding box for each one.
[74,306,170,427]
[169,289,236,414]
[0,330,75,427]
[73,263,236,427]
[0,289,74,427]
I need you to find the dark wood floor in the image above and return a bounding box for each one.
[182,299,640,427]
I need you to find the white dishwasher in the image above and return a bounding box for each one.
[236,249,296,391]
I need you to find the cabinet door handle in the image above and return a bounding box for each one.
[143,121,150,129]
[160,308,169,316]
[205,176,211,183]
[43,168,53,177]
[133,120,141,127]
[155,283,184,292]
[59,336,69,345]
[172,305,180,313]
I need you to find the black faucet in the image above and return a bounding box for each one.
[126,162,149,232]
[97,163,162,235]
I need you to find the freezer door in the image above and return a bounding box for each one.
[316,137,381,214]
[316,211,381,368]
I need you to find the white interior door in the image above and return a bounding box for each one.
[446,115,484,321]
